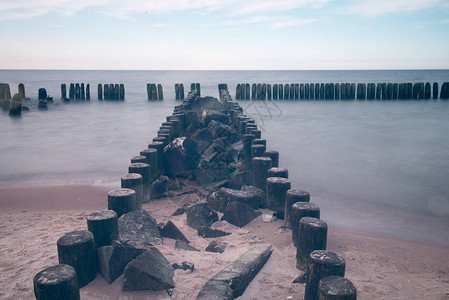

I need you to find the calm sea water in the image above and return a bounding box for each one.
[1,70,448,245]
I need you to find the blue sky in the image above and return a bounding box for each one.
[1,0,448,70]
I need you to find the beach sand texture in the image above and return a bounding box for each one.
[0,184,448,300]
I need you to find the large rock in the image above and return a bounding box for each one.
[207,186,265,212]
[118,210,163,248]
[164,137,200,177]
[228,171,251,190]
[185,202,218,230]
[197,226,231,238]
[122,247,175,291]
[191,96,222,111]
[202,110,229,127]
[175,239,200,252]
[150,175,170,199]
[96,245,145,284]
[195,161,229,188]
[196,280,234,300]
[191,128,213,153]
[221,201,261,228]
[160,220,189,243]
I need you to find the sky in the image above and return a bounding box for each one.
[0,0,449,70]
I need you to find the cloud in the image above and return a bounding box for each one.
[0,0,331,20]
[269,18,318,29]
[444,19,449,23]
[151,23,175,28]
[345,0,444,17]
[225,16,278,25]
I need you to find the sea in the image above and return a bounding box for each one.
[1,70,448,246]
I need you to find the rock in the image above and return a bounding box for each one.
[207,119,236,142]
[195,161,229,188]
[221,201,261,228]
[164,137,200,177]
[118,210,163,248]
[205,240,228,253]
[160,220,189,243]
[197,226,231,238]
[122,247,175,291]
[96,245,145,284]
[172,207,185,216]
[191,96,222,111]
[228,171,251,190]
[175,239,200,252]
[196,280,234,300]
[150,175,170,199]
[207,186,265,212]
[9,100,22,116]
[172,261,194,273]
[202,110,229,127]
[185,202,218,230]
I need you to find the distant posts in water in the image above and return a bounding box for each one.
[175,83,185,100]
[61,84,67,100]
[190,82,200,96]
[97,84,103,100]
[433,82,439,99]
[147,83,162,101]
[18,83,25,101]
[441,82,449,99]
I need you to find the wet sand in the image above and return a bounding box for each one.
[0,184,448,300]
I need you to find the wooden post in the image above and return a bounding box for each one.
[320,83,325,100]
[252,138,267,147]
[98,84,102,100]
[81,83,85,100]
[120,84,125,100]
[284,189,310,229]
[195,83,201,96]
[57,230,96,288]
[367,83,375,100]
[267,84,272,100]
[157,84,163,100]
[121,173,143,209]
[180,83,185,100]
[292,202,320,247]
[108,188,137,217]
[128,163,151,203]
[140,148,158,179]
[356,83,365,100]
[433,82,439,99]
[61,84,67,100]
[148,141,165,176]
[267,167,288,179]
[251,84,256,100]
[386,83,393,100]
[266,177,291,218]
[190,83,195,91]
[381,83,386,100]
[300,84,305,99]
[70,83,75,99]
[296,217,328,271]
[252,156,272,193]
[305,250,346,300]
[319,276,357,300]
[392,83,398,99]
[440,82,449,99]
[279,84,284,100]
[424,82,431,99]
[294,83,299,100]
[34,264,80,300]
[87,210,119,248]
[251,144,267,161]
[284,84,290,99]
[340,83,346,100]
[264,150,279,168]
[86,84,90,100]
[376,83,381,100]
[305,83,310,99]
[75,83,80,99]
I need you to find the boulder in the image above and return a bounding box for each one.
[172,261,194,273]
[228,171,251,190]
[221,201,261,228]
[175,239,200,252]
[196,280,234,300]
[118,210,163,248]
[195,161,229,188]
[96,245,145,284]
[197,226,231,238]
[185,202,218,230]
[207,119,236,141]
[205,240,228,253]
[191,96,222,111]
[150,175,170,199]
[207,186,265,212]
[202,110,229,127]
[122,247,175,291]
[164,137,200,177]
[160,220,189,243]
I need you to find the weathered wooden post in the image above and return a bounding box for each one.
[264,150,279,168]
[97,84,102,100]
[267,167,288,179]
[131,156,147,163]
[148,141,165,175]
[128,163,151,203]
[319,276,357,300]
[252,156,272,191]
[262,83,267,100]
[75,83,80,99]
[340,83,346,100]
[69,83,74,99]
[392,83,398,99]
[267,84,272,100]
[424,82,431,99]
[440,82,449,99]
[296,217,328,271]
[398,83,405,99]
[120,84,125,100]
[366,83,374,100]
[57,230,96,287]
[406,83,413,99]
[386,83,393,99]
[284,84,290,99]
[284,189,310,229]
[157,84,163,100]
[108,188,137,216]
[121,173,143,209]
[433,82,439,99]
[279,84,284,100]
[299,84,305,100]
[251,83,256,100]
[81,83,85,100]
[412,83,419,99]
[294,83,299,99]
[235,84,241,100]
[195,83,201,96]
[356,83,365,100]
[103,84,109,100]
[38,88,47,100]
[86,84,90,100]
[175,83,180,100]
[140,148,158,179]
[305,83,310,99]
[251,144,266,161]
[180,83,185,100]
[87,210,119,248]
[319,83,325,100]
[292,202,320,247]
[266,177,291,219]
[380,83,386,100]
[33,264,80,300]
[305,250,346,300]
[190,83,195,91]
[375,83,381,100]
[61,84,67,100]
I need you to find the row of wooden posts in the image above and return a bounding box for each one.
[175,83,201,100]
[235,82,449,100]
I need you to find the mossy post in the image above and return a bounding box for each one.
[284,189,310,229]
[140,148,159,179]
[318,276,357,300]
[128,163,151,203]
[121,173,143,209]
[305,250,346,300]
[296,217,328,271]
[292,202,320,247]
[33,264,80,300]
[108,188,137,217]
[86,210,119,248]
[252,156,272,191]
[148,141,165,175]
[266,177,291,219]
[57,230,96,288]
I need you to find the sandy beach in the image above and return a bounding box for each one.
[1,184,448,300]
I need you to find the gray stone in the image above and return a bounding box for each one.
[175,239,200,252]
[172,261,194,273]
[207,186,264,212]
[197,226,231,238]
[221,201,261,228]
[205,240,228,253]
[191,96,223,111]
[96,245,145,284]
[122,247,175,291]
[118,210,163,248]
[150,175,170,199]
[164,137,200,177]
[202,110,229,127]
[185,202,219,230]
[196,280,233,300]
[160,220,189,243]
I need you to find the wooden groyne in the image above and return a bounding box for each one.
[235,82,449,100]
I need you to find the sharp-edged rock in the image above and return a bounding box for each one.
[205,240,228,254]
[175,239,200,252]
[221,201,261,228]
[172,261,194,273]
[197,226,231,238]
[207,186,265,212]
[150,175,170,199]
[185,202,218,230]
[164,137,200,178]
[118,210,163,248]
[160,220,190,243]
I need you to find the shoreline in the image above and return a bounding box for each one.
[1,184,448,299]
